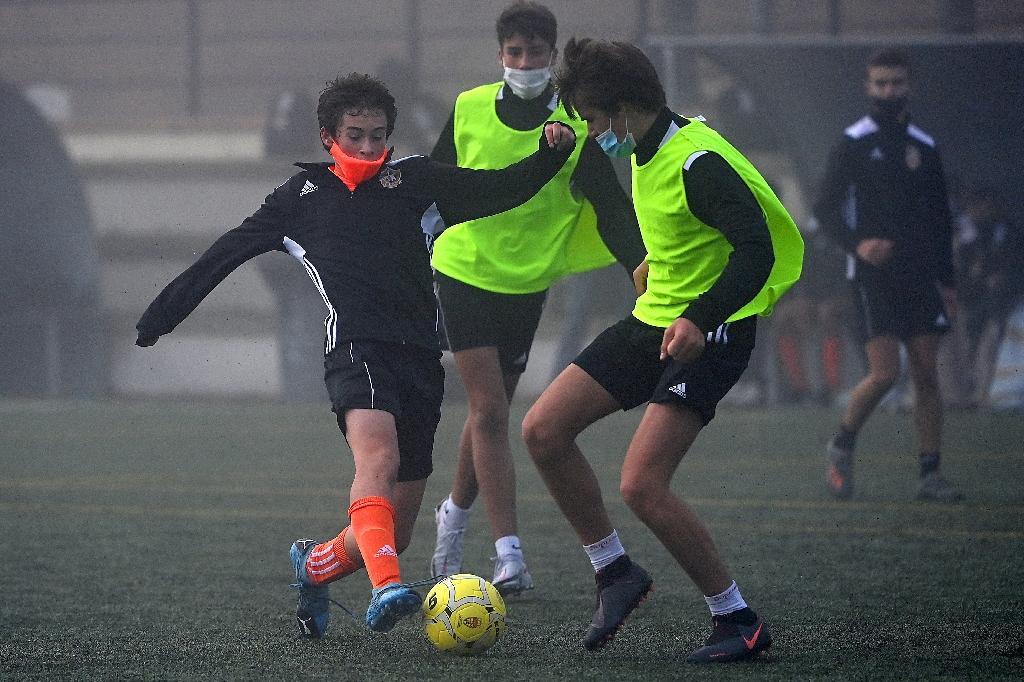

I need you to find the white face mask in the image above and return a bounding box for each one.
[502,64,552,100]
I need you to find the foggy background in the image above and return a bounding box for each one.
[2,0,1022,402]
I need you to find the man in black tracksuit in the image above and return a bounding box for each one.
[814,49,960,502]
[135,73,577,638]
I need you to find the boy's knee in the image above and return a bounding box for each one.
[620,477,661,516]
[522,410,560,462]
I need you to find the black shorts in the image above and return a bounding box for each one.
[434,270,547,375]
[574,315,756,424]
[324,340,444,482]
[851,271,950,342]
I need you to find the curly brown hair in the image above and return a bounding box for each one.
[317,72,397,138]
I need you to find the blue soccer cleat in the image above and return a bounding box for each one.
[365,583,421,633]
[290,538,330,639]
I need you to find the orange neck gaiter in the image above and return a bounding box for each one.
[328,142,386,191]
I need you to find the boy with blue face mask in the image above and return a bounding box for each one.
[427,1,645,597]
[523,38,803,661]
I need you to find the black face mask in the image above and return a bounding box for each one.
[871,96,908,123]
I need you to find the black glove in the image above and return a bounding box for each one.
[136,334,159,347]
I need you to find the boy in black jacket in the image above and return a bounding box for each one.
[814,49,960,503]
[135,72,575,638]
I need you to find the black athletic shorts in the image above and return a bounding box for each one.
[434,270,547,375]
[851,269,950,342]
[574,315,756,424]
[324,340,444,482]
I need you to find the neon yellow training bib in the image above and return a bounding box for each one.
[432,82,614,294]
[631,117,803,328]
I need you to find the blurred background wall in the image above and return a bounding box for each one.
[1,0,1022,401]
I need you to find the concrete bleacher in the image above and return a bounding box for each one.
[0,0,633,129]
[82,152,286,397]
[4,1,1021,130]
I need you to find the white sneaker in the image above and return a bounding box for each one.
[430,501,465,577]
[492,555,534,597]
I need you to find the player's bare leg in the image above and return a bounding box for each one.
[620,402,731,595]
[906,334,942,453]
[524,364,650,650]
[623,401,771,662]
[453,347,519,538]
[523,364,620,544]
[826,335,900,497]
[292,410,421,637]
[450,419,479,509]
[434,346,531,592]
[345,410,422,631]
[430,419,478,577]
[843,335,901,431]
[341,478,428,568]
[906,333,961,501]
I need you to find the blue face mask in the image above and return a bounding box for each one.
[595,115,635,158]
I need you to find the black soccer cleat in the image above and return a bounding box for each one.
[582,557,653,651]
[686,609,772,663]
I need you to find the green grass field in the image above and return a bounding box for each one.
[1,399,1022,680]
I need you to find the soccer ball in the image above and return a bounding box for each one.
[422,573,506,655]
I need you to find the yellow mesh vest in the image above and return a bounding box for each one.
[431,82,614,293]
[631,117,803,328]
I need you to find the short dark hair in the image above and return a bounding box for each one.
[496,1,557,49]
[317,73,397,138]
[867,48,912,77]
[555,37,666,118]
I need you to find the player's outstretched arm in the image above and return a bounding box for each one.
[431,121,576,226]
[135,189,291,347]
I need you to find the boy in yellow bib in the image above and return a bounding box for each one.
[428,2,644,595]
[523,39,802,661]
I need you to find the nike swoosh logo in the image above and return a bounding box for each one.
[743,622,763,650]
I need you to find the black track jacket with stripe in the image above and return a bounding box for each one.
[136,138,572,356]
[813,114,954,287]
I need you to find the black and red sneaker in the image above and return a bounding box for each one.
[582,556,653,651]
[686,608,772,663]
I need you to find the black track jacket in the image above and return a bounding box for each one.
[813,114,954,287]
[136,136,572,356]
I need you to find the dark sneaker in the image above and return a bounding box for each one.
[687,610,772,663]
[366,583,421,633]
[917,472,963,502]
[582,558,653,651]
[825,436,854,499]
[290,538,330,639]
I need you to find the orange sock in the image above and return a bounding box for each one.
[822,335,843,393]
[305,526,358,586]
[349,496,401,589]
[778,335,808,393]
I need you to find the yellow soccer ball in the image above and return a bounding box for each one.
[422,573,506,655]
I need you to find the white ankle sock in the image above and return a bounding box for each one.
[495,535,523,560]
[704,580,748,616]
[440,495,470,529]
[583,530,625,571]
